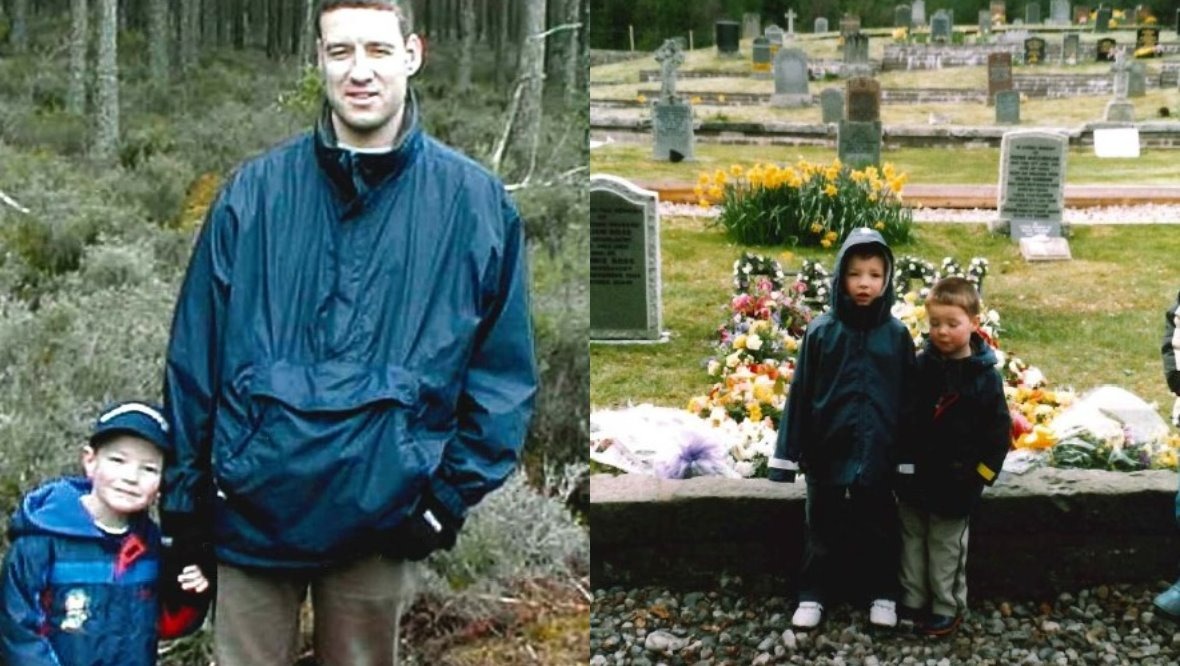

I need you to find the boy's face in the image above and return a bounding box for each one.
[318,6,423,149]
[82,435,163,525]
[927,302,979,360]
[842,254,887,307]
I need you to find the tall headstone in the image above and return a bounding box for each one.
[770,48,810,107]
[840,78,884,168]
[1096,6,1112,32]
[1026,3,1041,24]
[751,36,773,79]
[996,89,1021,124]
[652,40,694,162]
[991,0,1007,24]
[1128,61,1147,97]
[1105,98,1136,121]
[765,24,785,47]
[1050,0,1070,25]
[932,10,952,42]
[840,14,861,36]
[1111,48,1130,98]
[895,4,913,28]
[1136,27,1160,56]
[994,130,1068,239]
[980,9,993,35]
[1096,37,1117,61]
[988,52,1014,105]
[1024,36,1047,64]
[1063,33,1080,64]
[742,12,761,40]
[590,175,664,342]
[912,0,927,26]
[843,32,870,65]
[784,8,798,39]
[715,20,741,57]
[814,17,829,33]
[820,88,844,123]
[846,77,881,122]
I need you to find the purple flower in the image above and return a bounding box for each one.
[655,429,732,479]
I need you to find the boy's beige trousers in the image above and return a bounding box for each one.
[898,500,970,617]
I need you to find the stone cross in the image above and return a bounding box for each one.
[785,8,797,35]
[1111,47,1130,100]
[653,39,685,103]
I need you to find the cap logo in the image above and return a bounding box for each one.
[98,403,169,433]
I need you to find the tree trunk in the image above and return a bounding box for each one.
[93,0,119,163]
[148,0,169,83]
[562,0,580,108]
[230,0,244,49]
[10,0,27,53]
[179,0,198,70]
[298,0,314,62]
[67,0,89,114]
[495,0,509,90]
[508,0,545,180]
[457,0,475,92]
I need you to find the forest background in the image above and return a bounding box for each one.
[0,0,589,663]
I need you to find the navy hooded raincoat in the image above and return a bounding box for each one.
[161,94,538,568]
[768,228,916,487]
[0,478,161,666]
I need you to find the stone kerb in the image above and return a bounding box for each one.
[882,43,1023,71]
[590,468,1180,595]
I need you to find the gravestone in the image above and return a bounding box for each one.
[1111,48,1130,98]
[765,24,784,47]
[1105,99,1136,121]
[932,10,952,42]
[846,77,881,122]
[742,12,761,40]
[820,88,844,123]
[1026,3,1041,24]
[752,37,773,79]
[715,21,741,57]
[1063,33,1080,64]
[913,0,926,25]
[1094,126,1141,157]
[996,89,1021,123]
[895,4,913,28]
[1128,61,1146,97]
[1137,27,1160,56]
[1075,5,1092,25]
[1096,6,1112,32]
[980,9,993,35]
[1050,0,1069,25]
[814,17,829,33]
[840,14,861,36]
[652,40,694,161]
[1136,5,1154,24]
[1019,236,1072,261]
[1025,36,1047,64]
[988,52,1014,105]
[843,32,870,65]
[991,0,1007,23]
[770,48,810,107]
[1096,37,1117,61]
[590,175,664,342]
[994,130,1068,239]
[1177,8,1180,35]
[784,8,798,39]
[838,119,882,168]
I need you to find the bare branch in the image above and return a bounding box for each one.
[491,79,528,176]
[0,189,31,215]
[531,22,582,41]
[505,166,587,192]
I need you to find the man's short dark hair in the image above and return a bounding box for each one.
[316,0,415,38]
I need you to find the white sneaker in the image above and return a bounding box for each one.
[791,601,823,629]
[869,599,898,628]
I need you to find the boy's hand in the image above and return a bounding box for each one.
[178,565,209,594]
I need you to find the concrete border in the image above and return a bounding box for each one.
[591,468,1180,596]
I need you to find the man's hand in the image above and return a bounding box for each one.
[384,491,465,562]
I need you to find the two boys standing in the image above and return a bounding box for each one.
[770,228,1012,636]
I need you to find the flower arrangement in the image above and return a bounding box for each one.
[697,159,914,248]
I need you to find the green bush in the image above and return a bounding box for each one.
[0,110,88,155]
[702,158,915,247]
[110,153,196,226]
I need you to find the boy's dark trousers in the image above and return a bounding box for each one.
[799,482,900,605]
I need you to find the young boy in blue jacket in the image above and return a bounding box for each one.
[769,228,916,630]
[1153,292,1180,619]
[0,401,209,665]
[894,277,1011,637]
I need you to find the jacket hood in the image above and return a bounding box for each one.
[8,477,111,540]
[831,227,896,328]
[922,330,998,371]
[314,86,424,203]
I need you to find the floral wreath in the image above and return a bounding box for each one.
[732,252,788,293]
[892,255,936,298]
[794,259,831,312]
[936,257,990,294]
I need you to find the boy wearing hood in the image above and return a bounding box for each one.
[769,228,916,630]
[0,402,209,665]
[894,277,1011,636]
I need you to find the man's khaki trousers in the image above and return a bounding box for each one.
[213,555,419,666]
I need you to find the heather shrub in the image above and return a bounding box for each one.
[109,153,196,227]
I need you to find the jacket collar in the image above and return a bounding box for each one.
[313,87,424,204]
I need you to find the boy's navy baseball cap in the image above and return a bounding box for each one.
[90,401,170,452]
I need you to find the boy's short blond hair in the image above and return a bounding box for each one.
[927,276,981,317]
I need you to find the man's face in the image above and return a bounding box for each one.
[318,7,423,149]
[82,435,163,526]
[842,254,887,306]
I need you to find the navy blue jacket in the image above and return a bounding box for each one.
[0,478,161,666]
[161,93,538,568]
[896,334,1011,517]
[769,229,916,487]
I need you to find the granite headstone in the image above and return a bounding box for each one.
[1096,6,1112,32]
[846,76,881,122]
[837,119,882,168]
[1026,3,1041,24]
[932,10,952,41]
[1049,0,1070,25]
[996,89,1021,123]
[1128,61,1146,97]
[895,4,913,28]
[1096,37,1117,61]
[715,20,741,57]
[988,52,1014,105]
[814,17,829,33]
[752,36,773,79]
[1063,33,1080,64]
[590,175,664,341]
[820,87,844,123]
[652,40,694,161]
[1136,27,1160,56]
[995,130,1068,238]
[912,0,926,25]
[770,48,810,107]
[1025,36,1047,64]
[742,12,761,39]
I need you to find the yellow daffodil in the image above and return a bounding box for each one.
[810,222,823,234]
[698,172,711,185]
[874,221,885,230]
[637,94,647,104]
[733,334,747,349]
[717,94,727,103]
[707,185,723,200]
[821,239,833,248]
[713,169,727,185]
[747,403,763,423]
[824,183,838,197]
[730,164,745,177]
[824,230,837,242]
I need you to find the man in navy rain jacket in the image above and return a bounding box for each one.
[159,1,537,663]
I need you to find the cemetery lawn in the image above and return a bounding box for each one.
[590,143,1180,187]
[590,220,1180,421]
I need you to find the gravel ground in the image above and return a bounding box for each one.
[660,203,1180,225]
[590,581,1180,665]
